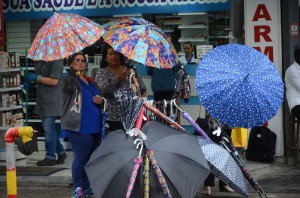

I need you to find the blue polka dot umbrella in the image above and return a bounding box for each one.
[196,44,284,128]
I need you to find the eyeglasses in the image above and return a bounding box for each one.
[74,59,86,63]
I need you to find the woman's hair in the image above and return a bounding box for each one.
[69,52,87,64]
[183,42,193,52]
[100,42,125,68]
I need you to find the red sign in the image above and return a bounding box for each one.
[0,3,4,51]
[291,22,299,37]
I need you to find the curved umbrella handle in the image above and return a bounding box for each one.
[182,112,211,140]
[102,97,107,112]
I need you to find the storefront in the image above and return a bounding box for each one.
[1,0,292,158]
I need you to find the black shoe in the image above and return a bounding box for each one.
[36,158,57,166]
[57,153,67,164]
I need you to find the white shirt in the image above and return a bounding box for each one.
[178,54,200,65]
[285,61,300,111]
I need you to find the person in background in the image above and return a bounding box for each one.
[146,65,179,101]
[61,53,103,198]
[285,43,300,121]
[95,42,130,132]
[195,117,235,196]
[23,60,67,166]
[178,41,200,65]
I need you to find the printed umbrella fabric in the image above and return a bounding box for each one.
[114,88,143,134]
[27,12,104,61]
[85,121,210,198]
[198,137,248,197]
[102,17,178,69]
[195,44,284,128]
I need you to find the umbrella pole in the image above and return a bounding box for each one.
[25,49,29,126]
[135,109,172,198]
[220,140,267,198]
[143,102,187,133]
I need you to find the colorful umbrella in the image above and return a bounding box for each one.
[102,17,178,69]
[196,44,284,128]
[126,138,144,198]
[27,12,104,61]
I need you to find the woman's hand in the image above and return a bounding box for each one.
[93,95,103,105]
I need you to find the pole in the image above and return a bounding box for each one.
[4,126,34,198]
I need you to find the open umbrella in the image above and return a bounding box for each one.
[198,137,248,197]
[85,121,210,198]
[102,17,178,69]
[195,43,284,128]
[27,12,104,61]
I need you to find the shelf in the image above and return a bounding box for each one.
[178,12,207,16]
[209,36,230,39]
[179,38,207,42]
[23,102,36,105]
[21,67,35,71]
[0,125,23,130]
[164,21,181,25]
[0,68,21,73]
[0,87,22,92]
[0,105,22,111]
[178,25,207,29]
[27,119,60,123]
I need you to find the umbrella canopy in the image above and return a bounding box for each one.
[195,44,284,128]
[27,12,104,61]
[198,137,248,197]
[102,17,178,69]
[85,121,210,198]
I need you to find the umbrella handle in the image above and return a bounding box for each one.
[182,112,211,140]
[102,97,107,112]
[134,138,144,156]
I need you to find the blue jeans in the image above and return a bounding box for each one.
[41,116,65,160]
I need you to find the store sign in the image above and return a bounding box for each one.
[244,0,283,156]
[291,22,299,37]
[3,0,230,20]
[194,45,213,59]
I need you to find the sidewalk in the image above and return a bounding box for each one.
[0,148,272,187]
[0,149,298,197]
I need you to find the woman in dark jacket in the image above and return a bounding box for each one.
[61,53,103,198]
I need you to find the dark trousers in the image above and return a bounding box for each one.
[68,132,99,191]
[107,120,124,132]
[153,91,174,101]
[292,105,300,121]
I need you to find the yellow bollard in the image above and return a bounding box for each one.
[4,126,34,198]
